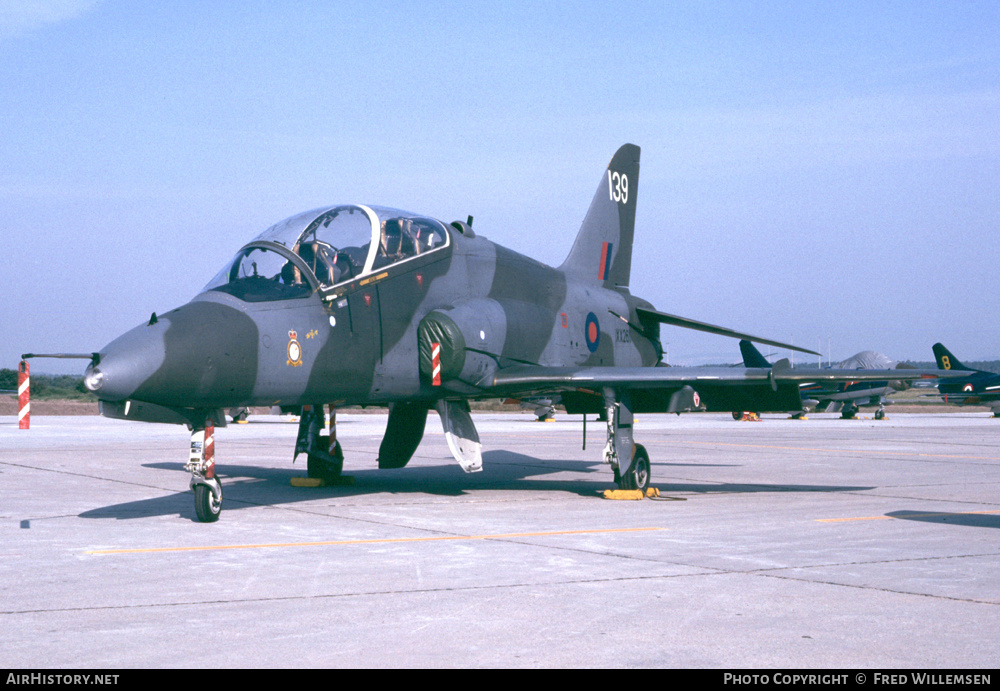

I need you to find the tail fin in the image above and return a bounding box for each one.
[933,343,975,371]
[559,144,640,289]
[740,340,772,368]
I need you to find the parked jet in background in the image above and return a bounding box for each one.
[740,341,917,419]
[932,343,1000,416]
[28,144,957,521]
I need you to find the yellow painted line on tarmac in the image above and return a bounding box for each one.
[85,527,665,555]
[817,510,1000,523]
[674,440,1000,462]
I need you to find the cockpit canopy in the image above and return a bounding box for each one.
[205,205,450,301]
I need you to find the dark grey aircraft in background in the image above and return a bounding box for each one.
[931,343,1000,416]
[35,144,953,521]
[740,341,917,419]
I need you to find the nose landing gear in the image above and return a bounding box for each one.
[186,419,223,522]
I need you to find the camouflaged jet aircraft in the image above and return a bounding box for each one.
[740,340,916,419]
[40,144,955,522]
[931,343,1000,416]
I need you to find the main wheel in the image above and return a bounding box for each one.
[194,480,222,523]
[617,444,651,493]
[307,441,344,481]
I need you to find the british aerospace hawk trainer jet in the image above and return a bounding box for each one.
[53,144,952,521]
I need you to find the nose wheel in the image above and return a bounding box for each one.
[186,418,224,522]
[193,479,223,522]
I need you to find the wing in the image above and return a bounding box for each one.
[485,360,958,414]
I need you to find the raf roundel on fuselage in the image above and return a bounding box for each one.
[202,204,450,301]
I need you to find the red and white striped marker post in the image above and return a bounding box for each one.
[18,360,29,430]
[431,342,441,386]
[203,420,215,479]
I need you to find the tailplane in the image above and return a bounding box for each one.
[559,144,640,290]
[932,343,975,372]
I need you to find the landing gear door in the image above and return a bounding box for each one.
[341,284,382,362]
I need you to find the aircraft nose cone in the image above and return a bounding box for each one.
[88,319,169,402]
[92,299,260,408]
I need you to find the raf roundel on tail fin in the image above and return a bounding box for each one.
[559,144,640,290]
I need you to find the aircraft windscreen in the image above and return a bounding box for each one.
[253,207,331,247]
[204,246,313,302]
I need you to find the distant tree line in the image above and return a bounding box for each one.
[681,360,1000,374]
[900,360,1000,374]
[3,360,1000,400]
[0,369,96,400]
[788,360,1000,373]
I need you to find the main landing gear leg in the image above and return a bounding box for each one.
[186,417,222,523]
[602,389,650,492]
[295,404,343,482]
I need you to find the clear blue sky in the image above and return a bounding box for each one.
[2,1,999,373]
